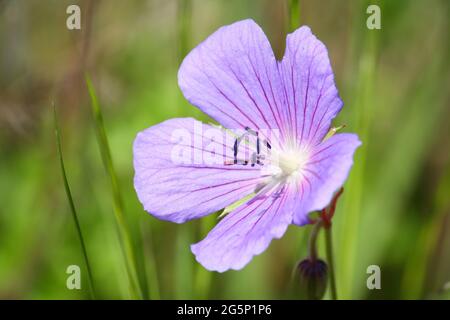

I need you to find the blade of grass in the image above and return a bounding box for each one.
[54,103,96,299]
[336,0,380,298]
[178,0,191,68]
[140,222,161,299]
[288,0,300,32]
[401,13,450,298]
[194,214,216,299]
[134,222,150,300]
[401,81,450,299]
[86,76,144,299]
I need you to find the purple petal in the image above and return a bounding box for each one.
[293,133,362,225]
[178,19,287,133]
[191,185,299,272]
[133,118,264,223]
[280,26,343,146]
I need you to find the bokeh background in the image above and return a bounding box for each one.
[0,0,449,299]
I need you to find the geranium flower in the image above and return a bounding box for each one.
[133,19,361,272]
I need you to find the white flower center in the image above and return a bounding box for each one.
[278,148,309,177]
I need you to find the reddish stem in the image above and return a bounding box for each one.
[321,187,344,228]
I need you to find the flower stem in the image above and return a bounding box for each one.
[324,226,337,300]
[308,220,323,262]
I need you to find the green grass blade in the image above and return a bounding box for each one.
[140,223,161,299]
[54,103,96,299]
[85,76,144,299]
[288,0,300,32]
[336,1,380,298]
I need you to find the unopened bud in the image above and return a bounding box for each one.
[294,258,328,300]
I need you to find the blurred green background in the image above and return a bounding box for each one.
[0,0,449,299]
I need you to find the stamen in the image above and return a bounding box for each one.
[224,159,250,166]
[256,133,260,155]
[250,153,255,167]
[245,127,258,136]
[227,127,269,167]
[272,185,286,199]
[233,139,238,164]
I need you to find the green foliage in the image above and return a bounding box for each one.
[0,0,448,299]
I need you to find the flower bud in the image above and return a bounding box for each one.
[294,258,328,300]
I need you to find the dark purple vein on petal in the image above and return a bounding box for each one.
[311,94,340,143]
[190,176,267,193]
[306,73,332,142]
[303,167,323,182]
[245,34,284,133]
[246,187,289,236]
[306,139,348,164]
[204,193,276,247]
[253,32,286,135]
[299,43,320,146]
[164,180,260,209]
[195,52,258,130]
[207,75,260,130]
[227,64,272,135]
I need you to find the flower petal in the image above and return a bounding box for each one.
[178,19,287,133]
[280,26,343,145]
[133,118,265,223]
[191,185,299,272]
[293,133,362,225]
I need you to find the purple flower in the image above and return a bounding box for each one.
[133,20,361,272]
